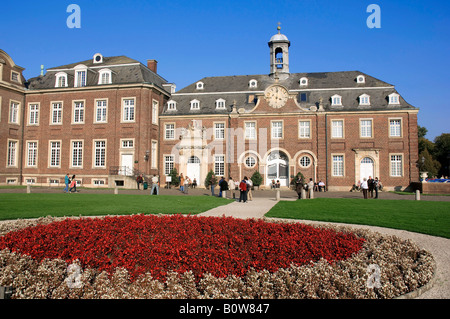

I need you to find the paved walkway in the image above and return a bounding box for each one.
[198,196,450,299]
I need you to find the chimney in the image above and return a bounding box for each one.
[147,59,157,73]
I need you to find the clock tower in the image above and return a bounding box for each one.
[269,23,290,80]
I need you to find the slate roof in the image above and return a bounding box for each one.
[163,71,416,115]
[26,55,169,92]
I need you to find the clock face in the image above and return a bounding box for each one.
[264,85,289,108]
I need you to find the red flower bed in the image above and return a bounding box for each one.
[0,215,364,282]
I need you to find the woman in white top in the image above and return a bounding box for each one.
[361,178,369,199]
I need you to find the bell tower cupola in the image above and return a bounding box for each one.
[268,23,290,80]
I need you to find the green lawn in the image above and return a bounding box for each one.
[0,193,232,221]
[265,198,450,238]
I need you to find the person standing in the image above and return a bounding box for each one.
[210,174,216,196]
[239,177,248,203]
[64,173,70,193]
[136,174,143,190]
[367,176,374,198]
[295,176,304,199]
[228,177,235,199]
[184,176,190,194]
[179,173,185,192]
[374,177,380,199]
[151,174,159,195]
[247,177,253,201]
[219,176,228,198]
[361,178,369,199]
[307,178,314,198]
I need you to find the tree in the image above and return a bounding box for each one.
[169,168,179,187]
[433,133,450,177]
[418,125,434,154]
[251,171,263,188]
[204,170,216,187]
[418,149,441,178]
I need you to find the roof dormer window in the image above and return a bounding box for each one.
[249,79,258,88]
[167,100,177,111]
[55,72,68,88]
[196,81,204,90]
[299,77,308,86]
[74,65,87,87]
[215,98,226,109]
[190,99,200,110]
[388,93,400,105]
[93,53,103,64]
[359,94,370,106]
[356,75,365,84]
[98,69,112,85]
[331,94,342,106]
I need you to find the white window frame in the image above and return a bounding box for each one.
[49,140,61,168]
[245,155,257,168]
[165,123,175,140]
[331,120,344,138]
[7,139,19,167]
[74,65,87,87]
[9,100,20,124]
[214,122,225,140]
[55,72,68,88]
[51,102,63,125]
[94,99,108,123]
[151,140,158,169]
[299,77,308,86]
[164,155,174,175]
[121,139,134,149]
[360,119,373,138]
[214,155,225,176]
[249,79,258,88]
[299,155,312,168]
[11,71,20,83]
[152,100,159,124]
[167,100,177,111]
[388,93,400,105]
[245,121,257,140]
[359,94,370,106]
[389,118,402,137]
[71,140,84,168]
[271,120,283,139]
[190,99,200,110]
[28,103,39,125]
[98,69,112,85]
[26,141,38,167]
[93,140,107,168]
[331,94,342,106]
[196,81,204,90]
[215,98,226,109]
[298,120,311,138]
[72,100,85,124]
[357,75,365,84]
[122,98,135,122]
[390,154,403,177]
[332,154,344,177]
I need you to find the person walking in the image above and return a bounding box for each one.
[361,178,369,199]
[239,177,248,203]
[64,173,70,193]
[151,174,159,195]
[69,175,77,193]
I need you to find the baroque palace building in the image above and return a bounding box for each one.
[0,28,419,190]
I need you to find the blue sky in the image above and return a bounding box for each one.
[1,0,449,140]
